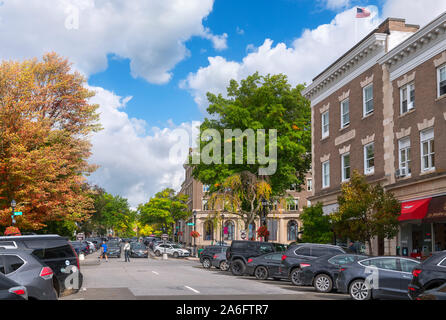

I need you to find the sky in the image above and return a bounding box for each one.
[0,0,445,208]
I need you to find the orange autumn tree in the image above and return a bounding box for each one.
[0,53,101,230]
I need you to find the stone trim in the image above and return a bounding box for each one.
[320,154,330,163]
[319,103,330,114]
[361,133,375,145]
[360,74,374,88]
[339,144,350,155]
[335,129,355,146]
[417,117,435,131]
[444,112,446,121]
[338,90,350,102]
[397,71,416,88]
[395,127,411,139]
[434,51,446,68]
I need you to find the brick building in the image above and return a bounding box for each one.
[178,161,312,250]
[303,13,446,256]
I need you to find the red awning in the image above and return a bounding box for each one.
[398,198,431,221]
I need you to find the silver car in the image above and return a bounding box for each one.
[154,244,190,258]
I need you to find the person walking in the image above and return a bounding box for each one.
[124,241,131,262]
[98,241,108,262]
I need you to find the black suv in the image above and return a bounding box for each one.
[0,235,82,297]
[200,245,228,269]
[226,241,286,276]
[408,250,446,300]
[281,243,350,285]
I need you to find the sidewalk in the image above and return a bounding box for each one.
[79,250,101,266]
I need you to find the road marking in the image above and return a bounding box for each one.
[152,271,159,275]
[184,286,200,294]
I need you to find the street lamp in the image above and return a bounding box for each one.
[11,199,16,225]
[220,213,225,246]
[193,210,197,257]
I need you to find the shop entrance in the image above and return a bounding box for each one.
[434,223,446,252]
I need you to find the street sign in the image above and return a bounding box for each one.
[161,234,168,240]
[240,230,247,240]
[14,212,22,216]
[187,223,194,226]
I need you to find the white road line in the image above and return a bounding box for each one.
[184,286,200,294]
[152,271,159,275]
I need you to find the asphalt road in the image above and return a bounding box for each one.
[62,253,350,300]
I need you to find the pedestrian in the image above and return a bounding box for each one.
[348,241,357,254]
[99,241,108,262]
[124,240,131,262]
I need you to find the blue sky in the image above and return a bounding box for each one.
[1,0,445,206]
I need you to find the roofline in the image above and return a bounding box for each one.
[0,234,66,240]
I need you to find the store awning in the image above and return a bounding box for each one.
[398,198,431,222]
[424,196,446,223]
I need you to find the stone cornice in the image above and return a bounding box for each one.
[335,129,356,146]
[320,154,330,163]
[319,103,330,114]
[338,90,350,102]
[417,117,435,131]
[339,144,351,155]
[360,74,374,88]
[434,51,446,67]
[395,127,411,140]
[397,71,416,88]
[361,133,375,145]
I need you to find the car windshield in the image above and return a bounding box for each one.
[132,244,145,249]
[172,245,182,249]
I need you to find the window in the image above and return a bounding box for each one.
[202,199,209,211]
[294,246,311,256]
[364,143,374,174]
[202,185,210,192]
[420,128,435,172]
[203,221,213,241]
[0,257,5,274]
[438,65,446,97]
[400,83,415,114]
[399,259,419,273]
[398,138,411,176]
[322,161,330,188]
[267,220,278,241]
[307,179,312,191]
[3,255,25,274]
[341,153,350,182]
[439,258,446,267]
[287,220,298,241]
[223,220,235,241]
[341,99,350,128]
[248,223,256,240]
[322,111,329,138]
[363,258,399,271]
[259,245,274,254]
[363,84,374,116]
[287,198,299,211]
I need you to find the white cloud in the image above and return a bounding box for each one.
[382,0,446,27]
[0,0,225,84]
[87,85,200,207]
[321,0,351,10]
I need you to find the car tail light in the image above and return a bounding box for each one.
[409,286,416,291]
[247,258,253,263]
[213,255,218,259]
[68,243,80,270]
[412,269,422,277]
[300,263,311,268]
[281,255,287,261]
[9,286,28,300]
[340,268,346,272]
[39,267,54,280]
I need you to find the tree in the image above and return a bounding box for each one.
[299,203,333,244]
[331,171,401,250]
[0,53,101,230]
[138,188,190,236]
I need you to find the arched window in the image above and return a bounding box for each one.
[224,220,235,241]
[287,220,299,241]
[203,221,213,241]
[248,222,256,240]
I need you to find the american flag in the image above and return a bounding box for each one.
[356,7,371,18]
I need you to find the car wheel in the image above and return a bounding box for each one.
[254,266,269,280]
[155,250,161,257]
[202,258,211,269]
[290,268,304,286]
[314,274,333,293]
[231,260,246,276]
[219,261,229,271]
[173,252,179,258]
[349,279,371,301]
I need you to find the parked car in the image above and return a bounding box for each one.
[107,241,122,258]
[0,273,28,300]
[336,256,420,300]
[200,245,228,269]
[129,242,148,258]
[245,252,288,280]
[211,252,230,271]
[154,244,190,258]
[297,254,368,293]
[69,241,89,255]
[408,250,446,300]
[0,249,58,300]
[226,240,287,276]
[0,235,82,298]
[415,282,446,300]
[85,241,96,253]
[280,243,351,285]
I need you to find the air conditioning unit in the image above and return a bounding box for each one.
[407,101,415,111]
[396,167,411,178]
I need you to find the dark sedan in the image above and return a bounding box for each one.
[246,252,287,281]
[297,254,368,293]
[0,273,27,300]
[130,242,148,258]
[107,241,122,258]
[336,256,420,300]
[211,252,229,271]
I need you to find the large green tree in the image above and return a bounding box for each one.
[331,171,401,250]
[299,203,333,244]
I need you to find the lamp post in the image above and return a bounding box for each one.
[11,199,16,225]
[193,210,197,257]
[220,213,225,246]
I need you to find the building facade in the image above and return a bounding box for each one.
[303,14,446,257]
[178,162,312,249]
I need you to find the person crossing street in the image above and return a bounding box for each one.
[124,240,131,262]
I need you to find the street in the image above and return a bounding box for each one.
[62,253,349,300]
